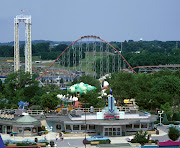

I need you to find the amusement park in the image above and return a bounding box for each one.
[0,2,180,147]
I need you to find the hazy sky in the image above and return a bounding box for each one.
[0,0,180,42]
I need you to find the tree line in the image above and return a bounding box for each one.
[108,70,180,113]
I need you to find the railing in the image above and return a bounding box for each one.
[6,146,41,148]
[27,110,44,115]
[74,106,130,113]
[79,108,102,112]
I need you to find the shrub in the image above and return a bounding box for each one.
[168,127,180,141]
[41,125,46,131]
[155,140,159,144]
[172,112,180,121]
[168,121,179,125]
[166,112,172,121]
[99,140,106,144]
[131,139,137,143]
[105,139,111,144]
[162,114,169,125]
[150,140,155,143]
[16,143,29,146]
[134,130,150,145]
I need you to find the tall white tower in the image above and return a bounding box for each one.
[14,14,32,74]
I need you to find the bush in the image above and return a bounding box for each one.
[162,114,169,125]
[134,130,150,145]
[155,140,159,144]
[150,140,155,143]
[168,127,180,141]
[104,139,111,144]
[131,139,137,143]
[16,143,29,146]
[168,121,179,125]
[166,112,172,121]
[154,120,159,124]
[172,112,180,121]
[41,125,46,131]
[99,140,106,144]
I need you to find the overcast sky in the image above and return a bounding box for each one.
[0,0,180,42]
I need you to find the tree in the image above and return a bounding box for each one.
[40,92,60,109]
[5,70,37,90]
[162,114,169,125]
[0,93,8,109]
[0,79,3,92]
[60,78,64,84]
[78,75,101,92]
[109,72,137,100]
[161,102,172,113]
[71,78,78,85]
[79,91,104,108]
[133,130,151,146]
[24,85,40,103]
[172,112,180,121]
[168,127,180,141]
[3,71,39,108]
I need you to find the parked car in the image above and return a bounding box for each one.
[85,135,110,144]
[156,123,164,126]
[174,121,180,124]
[167,124,175,128]
[177,125,180,131]
[126,136,134,142]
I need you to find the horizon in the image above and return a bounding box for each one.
[0,38,179,44]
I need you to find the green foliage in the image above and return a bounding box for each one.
[78,75,101,92]
[166,112,172,121]
[41,125,46,131]
[0,93,8,109]
[60,78,64,84]
[16,143,30,146]
[0,45,14,57]
[172,112,180,121]
[110,72,137,100]
[40,92,60,109]
[0,79,3,92]
[32,73,39,80]
[79,91,104,108]
[51,44,68,52]
[162,114,169,125]
[133,130,151,145]
[161,103,172,113]
[71,78,78,85]
[168,127,180,141]
[5,70,38,90]
[106,71,180,111]
[32,42,50,55]
[99,140,106,144]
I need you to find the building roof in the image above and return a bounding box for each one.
[159,140,180,147]
[16,115,38,124]
[46,114,157,125]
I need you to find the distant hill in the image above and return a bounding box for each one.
[0,40,73,46]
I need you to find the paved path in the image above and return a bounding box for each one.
[1,125,179,147]
[151,125,180,141]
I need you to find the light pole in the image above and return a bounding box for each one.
[158,110,164,125]
[46,126,56,148]
[81,102,89,148]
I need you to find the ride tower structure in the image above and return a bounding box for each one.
[14,14,32,74]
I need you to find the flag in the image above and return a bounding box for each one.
[21,10,24,12]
